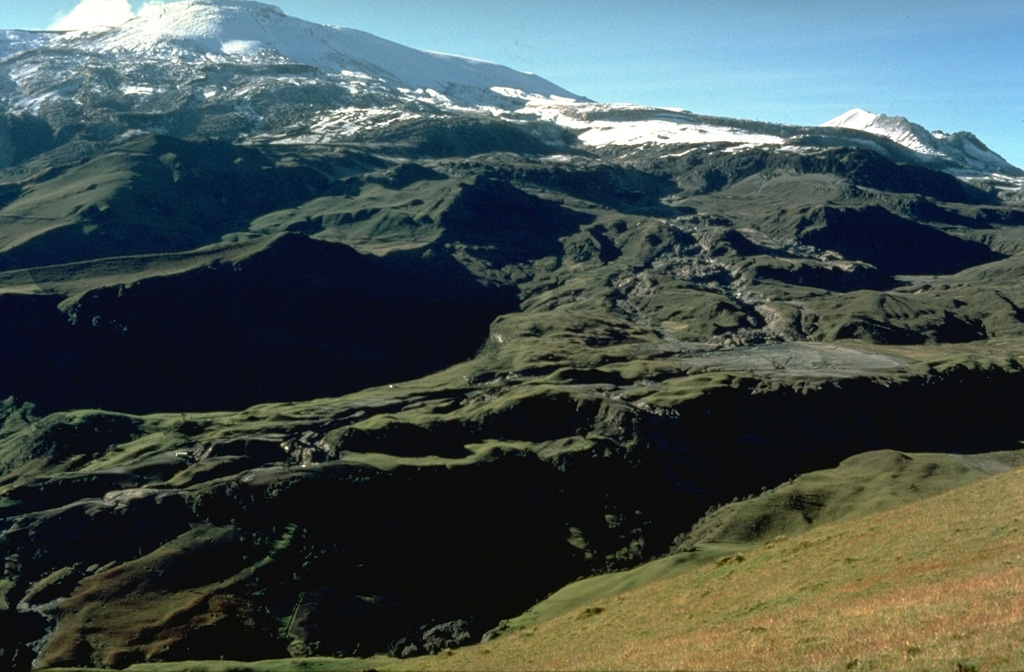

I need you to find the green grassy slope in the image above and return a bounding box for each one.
[486,447,1024,639]
[420,461,1024,672]
[678,448,1024,547]
[0,135,327,270]
[42,449,1024,672]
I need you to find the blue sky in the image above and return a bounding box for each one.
[6,0,1024,168]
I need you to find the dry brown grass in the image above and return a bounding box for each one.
[36,525,266,669]
[419,466,1024,672]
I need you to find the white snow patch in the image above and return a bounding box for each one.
[220,39,262,56]
[10,91,60,114]
[519,101,784,148]
[122,85,163,95]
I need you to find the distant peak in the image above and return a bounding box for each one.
[821,108,910,131]
[819,108,1021,176]
[823,108,879,126]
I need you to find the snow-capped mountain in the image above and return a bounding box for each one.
[0,0,583,161]
[822,108,1020,177]
[0,0,1019,180]
[79,0,579,102]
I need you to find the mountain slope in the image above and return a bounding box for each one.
[80,0,578,100]
[1,1,1019,179]
[415,458,1024,672]
[0,0,582,167]
[1,2,1024,670]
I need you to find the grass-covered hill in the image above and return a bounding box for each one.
[40,447,1024,672]
[414,449,1024,672]
[3,129,1024,670]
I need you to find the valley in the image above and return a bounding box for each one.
[0,1,1023,670]
[2,132,1023,670]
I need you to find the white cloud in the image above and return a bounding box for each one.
[139,1,169,18]
[50,0,141,31]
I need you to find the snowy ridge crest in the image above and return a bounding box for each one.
[67,0,579,102]
[822,108,939,155]
[822,108,1020,177]
[0,0,1019,182]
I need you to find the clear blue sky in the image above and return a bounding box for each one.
[6,0,1024,169]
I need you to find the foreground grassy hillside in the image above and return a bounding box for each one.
[423,464,1024,672]
[44,451,1024,672]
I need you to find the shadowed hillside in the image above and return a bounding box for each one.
[0,233,515,413]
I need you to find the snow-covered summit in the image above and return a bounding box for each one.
[822,108,1020,176]
[822,108,940,155]
[69,0,579,102]
[0,1,1019,182]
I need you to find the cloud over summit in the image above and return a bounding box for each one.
[50,0,164,31]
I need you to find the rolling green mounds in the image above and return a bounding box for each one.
[2,131,1024,669]
[0,135,335,270]
[674,447,1024,549]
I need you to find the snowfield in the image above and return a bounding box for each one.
[518,101,786,148]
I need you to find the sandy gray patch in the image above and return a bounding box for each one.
[671,342,910,374]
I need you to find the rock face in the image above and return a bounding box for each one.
[1,2,1024,670]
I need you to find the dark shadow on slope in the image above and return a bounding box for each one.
[796,205,1002,275]
[497,162,679,214]
[0,113,68,168]
[356,116,574,158]
[0,234,517,413]
[365,162,448,190]
[651,146,997,204]
[438,176,594,265]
